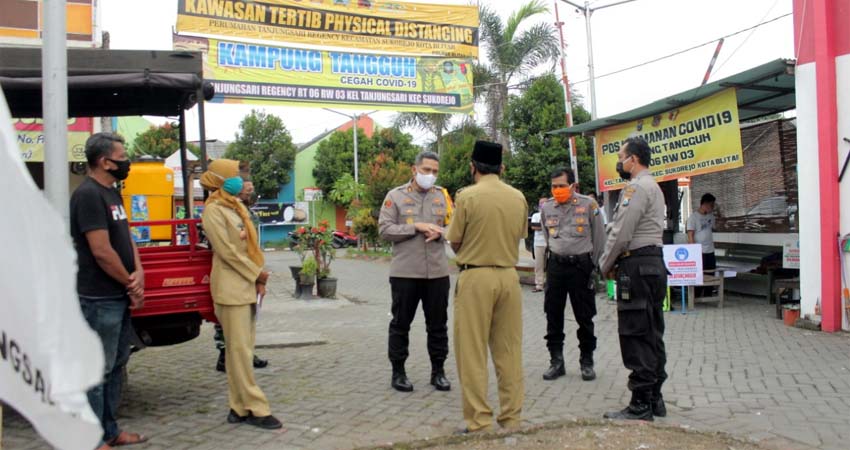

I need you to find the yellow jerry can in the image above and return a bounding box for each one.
[122,156,174,242]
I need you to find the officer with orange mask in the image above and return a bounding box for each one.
[539,167,605,382]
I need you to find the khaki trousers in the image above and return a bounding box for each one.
[533,246,547,289]
[214,303,271,417]
[453,267,524,431]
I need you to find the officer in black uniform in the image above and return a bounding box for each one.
[599,137,668,421]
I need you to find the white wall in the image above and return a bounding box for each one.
[795,63,822,321]
[836,54,850,330]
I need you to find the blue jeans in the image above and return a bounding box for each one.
[79,296,132,443]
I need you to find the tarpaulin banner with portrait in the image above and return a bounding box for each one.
[595,88,744,192]
[174,34,473,114]
[176,0,479,58]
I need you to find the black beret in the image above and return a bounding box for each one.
[472,140,502,166]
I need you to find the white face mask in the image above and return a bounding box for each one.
[415,171,437,190]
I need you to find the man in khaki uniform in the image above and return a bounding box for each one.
[446,140,528,433]
[540,168,605,382]
[201,159,282,430]
[599,137,667,422]
[379,151,453,393]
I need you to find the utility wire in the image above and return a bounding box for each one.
[490,12,791,91]
[712,0,782,77]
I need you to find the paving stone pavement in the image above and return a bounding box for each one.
[4,251,850,450]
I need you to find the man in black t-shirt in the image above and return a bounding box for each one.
[70,132,148,449]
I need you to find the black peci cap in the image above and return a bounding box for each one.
[472,140,502,166]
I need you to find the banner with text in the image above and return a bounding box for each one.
[15,118,93,162]
[595,88,743,192]
[174,35,473,113]
[176,0,479,58]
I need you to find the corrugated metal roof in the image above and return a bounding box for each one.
[549,59,796,136]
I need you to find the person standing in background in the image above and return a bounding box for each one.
[530,197,547,293]
[687,193,717,296]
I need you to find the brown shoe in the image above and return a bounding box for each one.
[96,444,113,450]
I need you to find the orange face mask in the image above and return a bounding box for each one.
[552,187,572,204]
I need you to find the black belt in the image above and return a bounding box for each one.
[548,252,591,265]
[618,245,662,261]
[458,264,512,272]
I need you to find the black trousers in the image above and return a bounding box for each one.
[616,255,668,400]
[388,276,450,368]
[544,254,597,359]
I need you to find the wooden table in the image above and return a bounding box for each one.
[769,275,801,319]
[687,269,726,310]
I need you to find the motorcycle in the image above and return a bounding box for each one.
[331,230,358,248]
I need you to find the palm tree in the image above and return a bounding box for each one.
[394,112,451,155]
[395,62,496,154]
[479,0,560,151]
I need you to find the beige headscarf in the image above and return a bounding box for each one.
[201,159,264,267]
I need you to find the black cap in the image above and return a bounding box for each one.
[472,140,502,166]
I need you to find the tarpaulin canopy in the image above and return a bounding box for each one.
[0,48,214,118]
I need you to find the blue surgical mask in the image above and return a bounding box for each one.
[222,176,244,195]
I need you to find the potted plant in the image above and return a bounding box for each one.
[317,237,337,298]
[298,256,318,298]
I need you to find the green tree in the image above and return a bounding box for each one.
[361,153,412,211]
[225,110,297,199]
[131,122,199,158]
[479,0,560,151]
[437,122,488,197]
[327,173,364,208]
[394,113,451,154]
[313,128,377,198]
[313,127,418,202]
[503,74,595,207]
[372,127,420,164]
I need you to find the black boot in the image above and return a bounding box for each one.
[651,391,667,417]
[430,363,451,391]
[604,392,653,421]
[216,349,226,373]
[543,351,566,380]
[580,354,596,381]
[391,361,413,392]
[253,355,269,368]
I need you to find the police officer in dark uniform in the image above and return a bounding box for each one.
[540,168,605,382]
[599,137,668,421]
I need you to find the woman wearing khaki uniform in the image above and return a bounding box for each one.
[200,159,282,430]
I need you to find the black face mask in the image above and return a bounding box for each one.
[106,158,131,181]
[616,159,631,180]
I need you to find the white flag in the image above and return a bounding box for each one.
[0,89,104,448]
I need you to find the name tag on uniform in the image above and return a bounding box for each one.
[576,207,587,214]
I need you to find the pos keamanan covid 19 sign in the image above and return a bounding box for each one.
[595,88,744,192]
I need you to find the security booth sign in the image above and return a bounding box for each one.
[595,88,744,192]
[663,244,704,286]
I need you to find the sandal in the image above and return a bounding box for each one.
[108,431,149,446]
